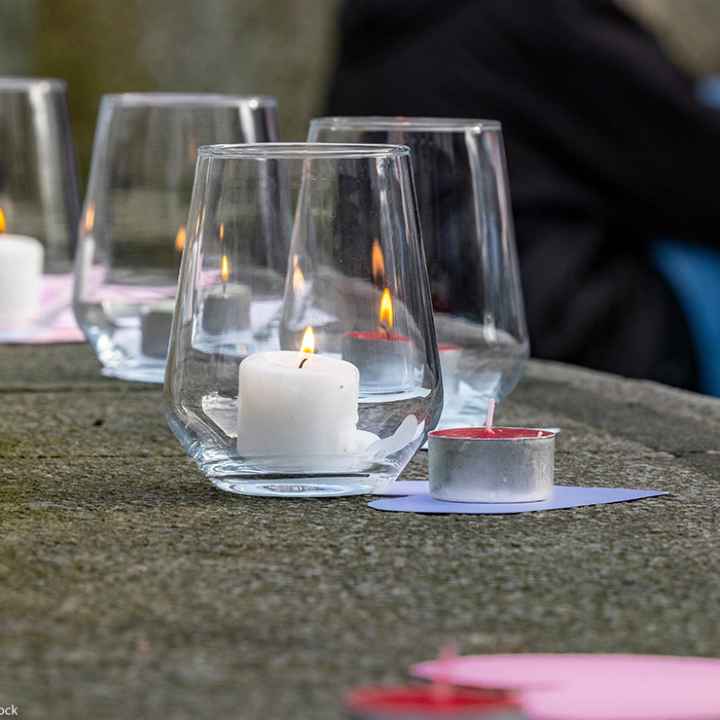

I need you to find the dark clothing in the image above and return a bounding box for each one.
[326,0,720,390]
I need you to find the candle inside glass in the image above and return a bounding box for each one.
[342,288,414,393]
[140,299,175,358]
[201,255,252,335]
[0,210,44,327]
[237,327,362,457]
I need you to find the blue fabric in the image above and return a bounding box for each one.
[653,240,720,395]
[650,76,720,396]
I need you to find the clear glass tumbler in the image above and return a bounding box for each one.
[73,93,279,383]
[164,143,442,497]
[0,77,80,271]
[309,118,529,429]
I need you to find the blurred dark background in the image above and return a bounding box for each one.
[5,0,720,179]
[0,0,341,177]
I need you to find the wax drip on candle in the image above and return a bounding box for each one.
[298,326,315,369]
[485,398,496,432]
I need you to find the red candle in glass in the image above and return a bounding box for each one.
[342,288,415,392]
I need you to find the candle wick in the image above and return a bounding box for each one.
[380,322,391,339]
[485,399,496,431]
[298,356,309,369]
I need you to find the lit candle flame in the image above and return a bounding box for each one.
[292,254,305,293]
[0,208,6,234]
[218,223,224,242]
[175,225,187,254]
[220,254,231,284]
[371,239,385,286]
[379,287,394,330]
[300,326,315,355]
[84,203,95,234]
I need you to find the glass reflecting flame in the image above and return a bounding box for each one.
[175,225,187,253]
[84,203,95,234]
[292,254,304,292]
[371,239,385,286]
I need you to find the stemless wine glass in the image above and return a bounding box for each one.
[73,93,279,382]
[309,118,528,429]
[164,143,442,498]
[0,77,80,271]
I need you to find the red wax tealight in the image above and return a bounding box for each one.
[430,428,555,441]
[341,330,415,392]
[428,425,556,503]
[345,684,524,719]
[347,330,411,343]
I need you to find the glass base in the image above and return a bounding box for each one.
[101,363,166,384]
[211,477,373,498]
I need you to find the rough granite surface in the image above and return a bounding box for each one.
[1,345,719,719]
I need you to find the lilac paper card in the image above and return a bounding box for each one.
[368,485,668,514]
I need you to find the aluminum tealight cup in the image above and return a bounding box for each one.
[429,427,556,503]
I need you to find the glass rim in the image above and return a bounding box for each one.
[310,116,502,132]
[0,77,66,91]
[100,92,277,108]
[197,142,412,160]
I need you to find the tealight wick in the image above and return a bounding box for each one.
[485,399,496,431]
[298,357,309,369]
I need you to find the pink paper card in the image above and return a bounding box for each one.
[413,654,720,720]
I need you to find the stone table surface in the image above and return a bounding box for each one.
[1,344,719,719]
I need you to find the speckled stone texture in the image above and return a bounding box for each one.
[1,345,719,719]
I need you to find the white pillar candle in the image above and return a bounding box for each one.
[0,235,44,327]
[236,350,360,457]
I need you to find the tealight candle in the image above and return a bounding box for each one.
[342,288,414,392]
[201,255,252,335]
[345,684,524,720]
[237,327,361,456]
[0,234,44,327]
[202,286,252,335]
[428,400,556,502]
[140,299,175,358]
